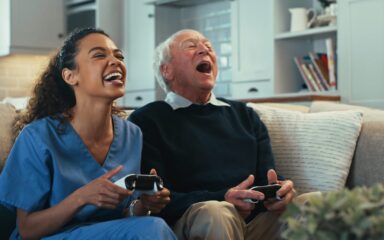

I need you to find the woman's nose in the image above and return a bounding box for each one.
[108,56,120,66]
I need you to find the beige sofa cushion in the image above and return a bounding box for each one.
[248,103,363,194]
[310,101,384,188]
[310,101,384,122]
[251,102,310,113]
[0,103,17,169]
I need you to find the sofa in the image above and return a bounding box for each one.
[0,101,383,238]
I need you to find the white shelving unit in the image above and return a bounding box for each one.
[275,25,337,40]
[272,0,338,96]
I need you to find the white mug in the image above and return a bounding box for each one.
[289,8,317,32]
[325,3,337,16]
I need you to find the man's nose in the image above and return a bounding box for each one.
[197,43,209,55]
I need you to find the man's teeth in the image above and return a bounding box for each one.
[104,72,122,81]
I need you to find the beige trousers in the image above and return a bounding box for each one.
[173,200,282,240]
[172,192,320,240]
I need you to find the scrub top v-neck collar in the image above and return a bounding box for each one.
[67,115,121,170]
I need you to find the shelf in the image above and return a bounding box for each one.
[153,0,230,8]
[274,25,337,40]
[238,92,340,104]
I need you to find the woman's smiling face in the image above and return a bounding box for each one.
[66,33,127,103]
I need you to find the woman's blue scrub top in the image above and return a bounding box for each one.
[0,115,142,237]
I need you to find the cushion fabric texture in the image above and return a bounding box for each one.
[248,103,363,194]
[310,101,384,188]
[0,103,17,169]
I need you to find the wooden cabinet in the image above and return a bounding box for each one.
[230,0,273,99]
[231,0,272,83]
[338,0,384,109]
[0,0,65,56]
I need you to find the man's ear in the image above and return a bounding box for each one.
[160,63,174,82]
[62,68,78,86]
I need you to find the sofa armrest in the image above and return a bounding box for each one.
[345,121,384,188]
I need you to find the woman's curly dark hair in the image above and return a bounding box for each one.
[13,27,126,139]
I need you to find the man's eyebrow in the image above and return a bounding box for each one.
[182,37,211,43]
[180,38,195,45]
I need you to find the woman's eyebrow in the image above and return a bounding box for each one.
[113,49,123,54]
[88,46,106,54]
[88,47,122,55]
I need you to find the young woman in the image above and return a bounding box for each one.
[0,28,176,240]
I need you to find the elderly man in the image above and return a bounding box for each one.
[129,29,295,240]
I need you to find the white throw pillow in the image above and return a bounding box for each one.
[247,103,363,193]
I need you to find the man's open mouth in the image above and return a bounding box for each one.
[103,72,123,81]
[196,61,212,73]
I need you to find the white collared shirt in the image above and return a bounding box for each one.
[164,92,230,110]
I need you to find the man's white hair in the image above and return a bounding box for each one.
[153,29,200,93]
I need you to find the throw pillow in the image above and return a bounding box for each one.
[310,101,384,188]
[0,103,17,169]
[247,103,363,193]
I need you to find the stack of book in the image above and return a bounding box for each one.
[294,38,337,92]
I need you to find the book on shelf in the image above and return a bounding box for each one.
[293,50,337,92]
[308,63,327,91]
[319,53,329,76]
[325,38,337,90]
[303,55,326,91]
[293,56,325,92]
[293,56,316,92]
[301,63,321,91]
[308,52,330,90]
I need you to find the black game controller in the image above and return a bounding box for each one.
[244,184,282,203]
[115,174,164,195]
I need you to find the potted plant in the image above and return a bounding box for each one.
[281,183,384,240]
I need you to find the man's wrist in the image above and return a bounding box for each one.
[128,199,151,217]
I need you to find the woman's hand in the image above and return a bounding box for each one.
[139,169,171,214]
[17,165,132,239]
[73,165,132,209]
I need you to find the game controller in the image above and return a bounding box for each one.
[114,174,164,195]
[243,184,282,203]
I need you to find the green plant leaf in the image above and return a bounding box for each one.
[281,183,384,239]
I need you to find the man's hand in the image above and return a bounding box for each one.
[224,175,264,219]
[140,169,171,214]
[263,169,295,214]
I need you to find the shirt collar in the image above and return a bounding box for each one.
[164,91,230,110]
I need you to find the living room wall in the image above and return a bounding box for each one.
[0,54,49,100]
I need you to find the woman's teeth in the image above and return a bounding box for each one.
[104,72,122,81]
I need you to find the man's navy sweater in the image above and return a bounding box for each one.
[129,98,276,225]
